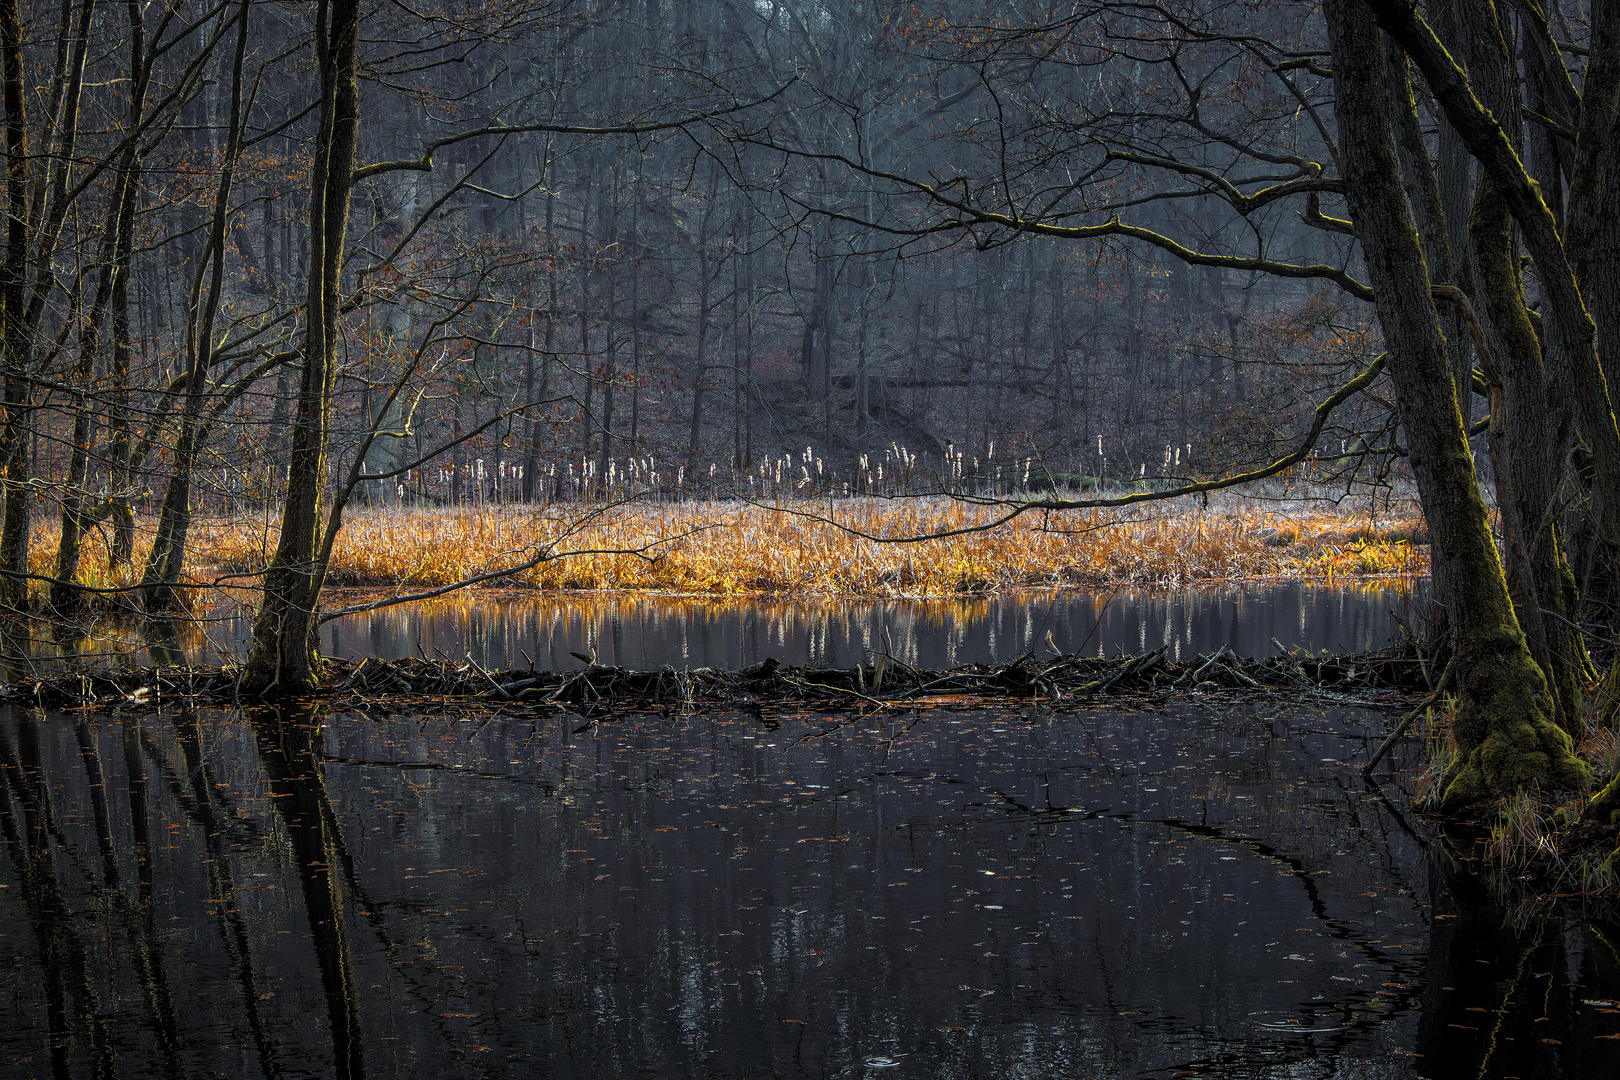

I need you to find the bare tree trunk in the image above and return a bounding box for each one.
[629,157,642,456]
[521,315,540,502]
[105,65,142,573]
[596,174,616,488]
[52,0,137,609]
[142,0,252,613]
[0,0,30,613]
[523,186,557,502]
[685,247,712,483]
[241,0,360,695]
[854,262,871,467]
[51,254,113,611]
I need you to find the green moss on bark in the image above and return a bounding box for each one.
[1440,625,1592,811]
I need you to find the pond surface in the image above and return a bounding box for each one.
[0,696,1613,1078]
[317,581,1413,672]
[27,581,1412,675]
[10,582,1416,676]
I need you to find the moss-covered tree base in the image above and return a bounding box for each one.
[240,573,324,697]
[1440,630,1592,812]
[240,643,322,698]
[1584,774,1620,829]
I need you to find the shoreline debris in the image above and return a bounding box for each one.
[0,646,1428,713]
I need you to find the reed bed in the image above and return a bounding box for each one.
[24,514,211,610]
[193,495,1427,597]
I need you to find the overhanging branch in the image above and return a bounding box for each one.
[738,354,1389,543]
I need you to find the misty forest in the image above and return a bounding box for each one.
[2,0,1620,1077]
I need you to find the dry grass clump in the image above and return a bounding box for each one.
[1477,785,1615,896]
[27,517,141,592]
[1579,724,1620,788]
[195,496,1427,598]
[1485,790,1567,874]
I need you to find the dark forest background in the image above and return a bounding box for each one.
[5,0,1394,541]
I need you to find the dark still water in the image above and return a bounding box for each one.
[1,699,1614,1078]
[316,582,1414,674]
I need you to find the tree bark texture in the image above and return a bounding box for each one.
[242,0,359,694]
[0,0,29,613]
[1326,0,1589,809]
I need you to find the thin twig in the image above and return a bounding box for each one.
[1361,655,1456,777]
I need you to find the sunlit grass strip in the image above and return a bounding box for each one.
[192,496,1429,597]
[24,514,210,610]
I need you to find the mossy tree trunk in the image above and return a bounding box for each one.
[1468,177,1586,736]
[1448,0,1589,736]
[1383,27,1589,732]
[240,0,359,695]
[1561,0,1620,723]
[1374,0,1620,696]
[1326,0,1590,810]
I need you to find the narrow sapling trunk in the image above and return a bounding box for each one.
[0,0,28,613]
[51,267,112,611]
[241,0,360,695]
[142,0,252,612]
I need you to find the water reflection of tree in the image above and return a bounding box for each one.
[0,705,374,1076]
[156,708,279,1074]
[143,618,188,668]
[0,717,120,1075]
[250,705,366,1079]
[0,699,512,1076]
[0,708,284,1075]
[1417,837,1620,1079]
[2,701,1617,1075]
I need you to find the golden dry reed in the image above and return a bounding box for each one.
[26,515,199,607]
[173,495,1425,598]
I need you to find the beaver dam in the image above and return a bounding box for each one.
[6,645,1430,714]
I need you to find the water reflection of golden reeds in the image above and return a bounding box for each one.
[0,575,1415,674]
[324,579,1416,671]
[0,612,225,675]
[323,591,1012,670]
